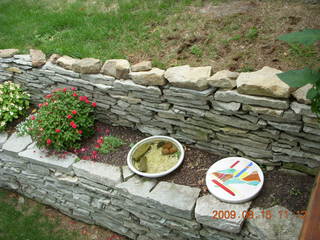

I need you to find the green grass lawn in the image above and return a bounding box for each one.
[0,0,319,70]
[0,189,79,240]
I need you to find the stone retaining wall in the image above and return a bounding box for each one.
[0,49,319,174]
[0,132,302,240]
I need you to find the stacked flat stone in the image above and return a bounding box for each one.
[0,133,302,240]
[0,49,319,176]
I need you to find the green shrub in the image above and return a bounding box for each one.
[0,81,30,132]
[27,87,95,151]
[95,136,124,154]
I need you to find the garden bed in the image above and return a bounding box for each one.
[72,121,314,213]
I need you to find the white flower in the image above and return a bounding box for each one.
[0,121,5,127]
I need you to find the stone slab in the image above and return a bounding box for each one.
[0,49,19,58]
[195,194,251,233]
[116,175,157,202]
[148,181,200,220]
[237,66,290,99]
[122,166,135,181]
[290,101,316,118]
[73,160,122,187]
[246,206,303,240]
[214,90,289,109]
[2,133,32,154]
[0,132,8,148]
[18,145,76,173]
[129,68,166,86]
[164,65,212,90]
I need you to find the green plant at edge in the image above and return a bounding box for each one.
[277,29,320,119]
[96,136,124,155]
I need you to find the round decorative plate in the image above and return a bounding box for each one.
[206,157,264,203]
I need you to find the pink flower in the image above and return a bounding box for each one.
[105,129,110,135]
[63,88,67,92]
[45,94,52,99]
[71,87,77,91]
[71,110,77,115]
[78,130,83,134]
[70,121,77,129]
[92,150,97,155]
[85,99,90,104]
[44,102,48,106]
[46,139,52,145]
[92,102,97,107]
[38,103,43,108]
[79,96,88,102]
[73,92,78,97]
[67,115,72,119]
[95,144,101,148]
[97,138,103,144]
[30,115,36,120]
[55,129,61,133]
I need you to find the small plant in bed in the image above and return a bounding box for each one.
[0,81,30,132]
[95,136,124,155]
[26,87,95,151]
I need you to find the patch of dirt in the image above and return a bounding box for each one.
[191,1,255,18]
[76,121,315,213]
[133,0,320,71]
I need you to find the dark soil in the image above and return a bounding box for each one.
[76,121,315,213]
[251,170,315,213]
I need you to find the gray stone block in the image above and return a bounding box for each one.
[214,90,289,109]
[195,194,251,233]
[290,101,316,118]
[73,160,122,187]
[42,62,80,78]
[122,165,135,181]
[205,112,260,131]
[19,145,76,173]
[2,133,32,154]
[246,206,302,240]
[116,175,157,203]
[0,133,8,148]
[148,182,200,220]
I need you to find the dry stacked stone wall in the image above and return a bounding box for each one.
[0,48,315,239]
[0,49,319,175]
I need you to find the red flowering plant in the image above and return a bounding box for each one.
[27,87,96,151]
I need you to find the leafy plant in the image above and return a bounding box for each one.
[190,45,203,58]
[26,88,95,151]
[16,113,37,136]
[277,29,320,118]
[95,136,124,154]
[0,81,30,132]
[245,27,258,40]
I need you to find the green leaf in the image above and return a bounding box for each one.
[277,68,320,88]
[278,29,320,46]
[307,88,317,100]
